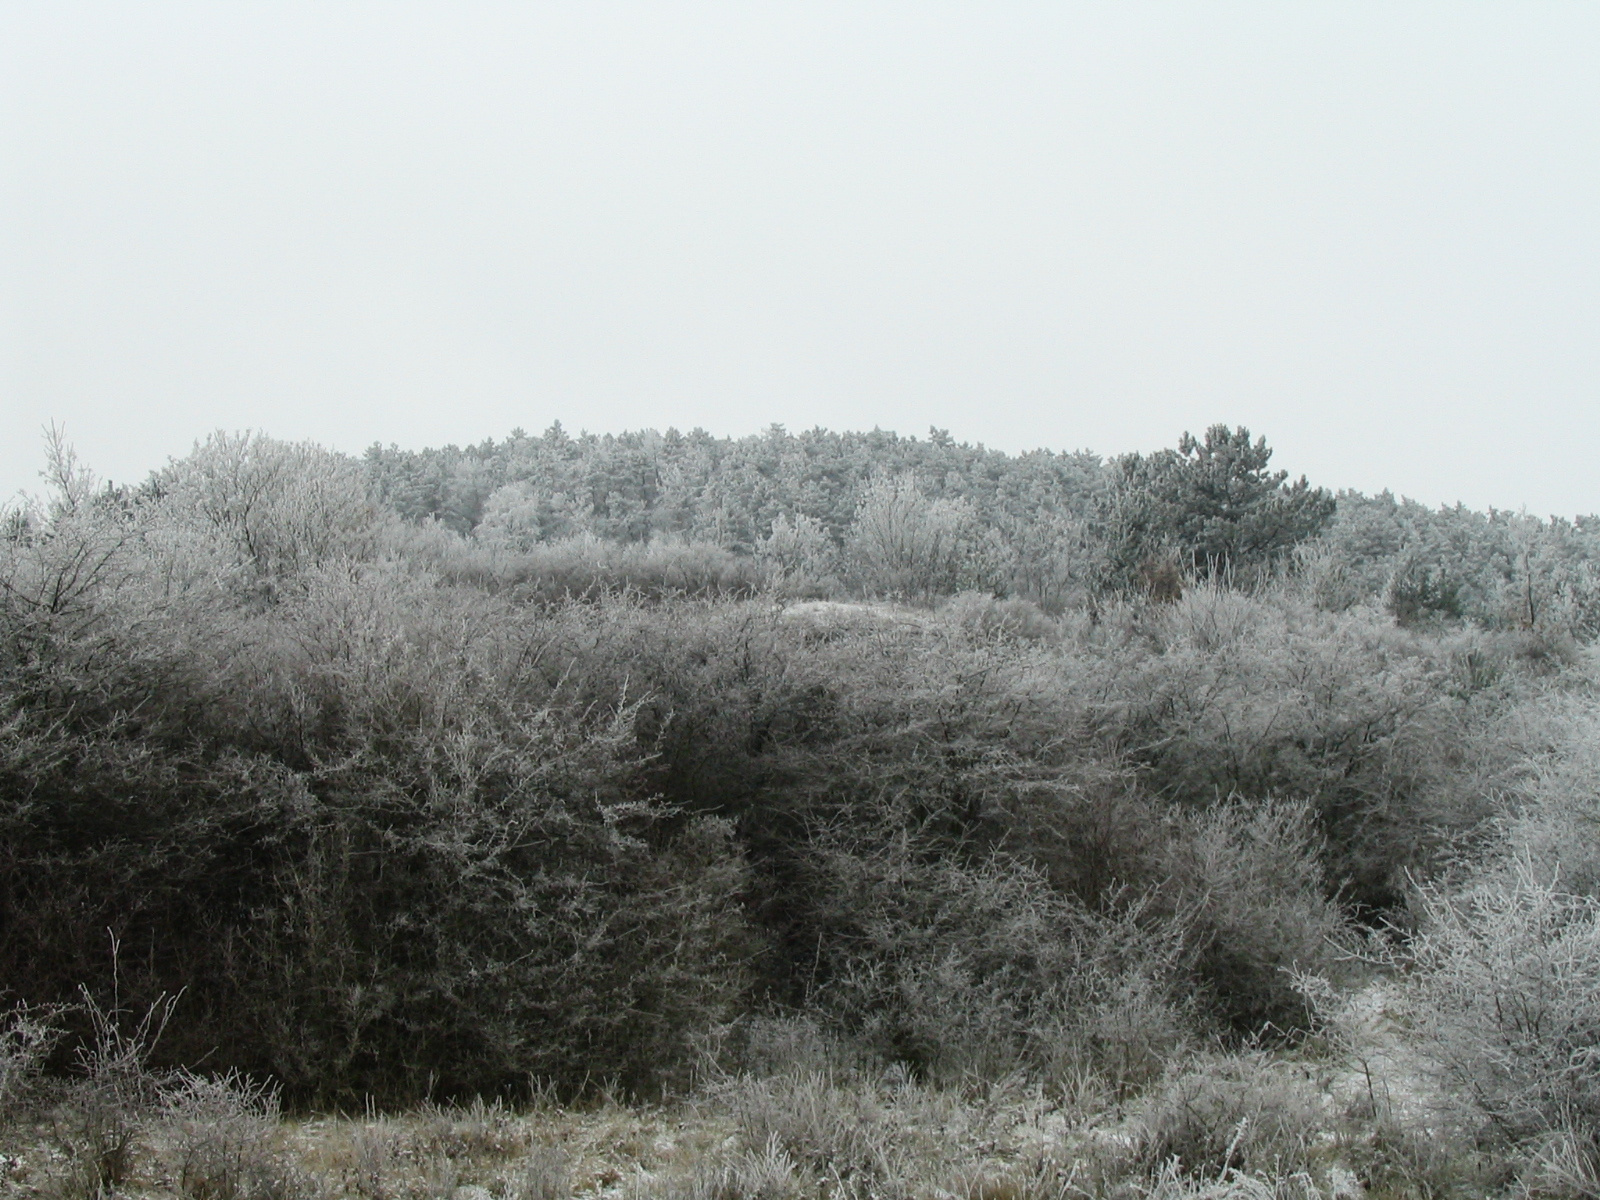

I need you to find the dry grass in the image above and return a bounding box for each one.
[0,1047,1511,1200]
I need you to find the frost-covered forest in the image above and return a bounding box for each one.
[6,424,1600,1199]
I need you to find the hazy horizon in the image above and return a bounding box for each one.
[5,4,1598,517]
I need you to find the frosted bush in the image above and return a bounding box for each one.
[1403,863,1600,1141]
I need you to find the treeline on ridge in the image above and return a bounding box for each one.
[366,421,1600,632]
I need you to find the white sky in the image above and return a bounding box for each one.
[3,3,1598,516]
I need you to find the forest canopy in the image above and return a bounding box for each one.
[358,420,1600,629]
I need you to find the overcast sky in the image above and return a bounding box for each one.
[3,3,1598,515]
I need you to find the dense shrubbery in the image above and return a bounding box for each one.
[0,570,755,1100]
[4,423,1600,1196]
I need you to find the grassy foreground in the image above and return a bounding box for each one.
[0,991,1544,1200]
